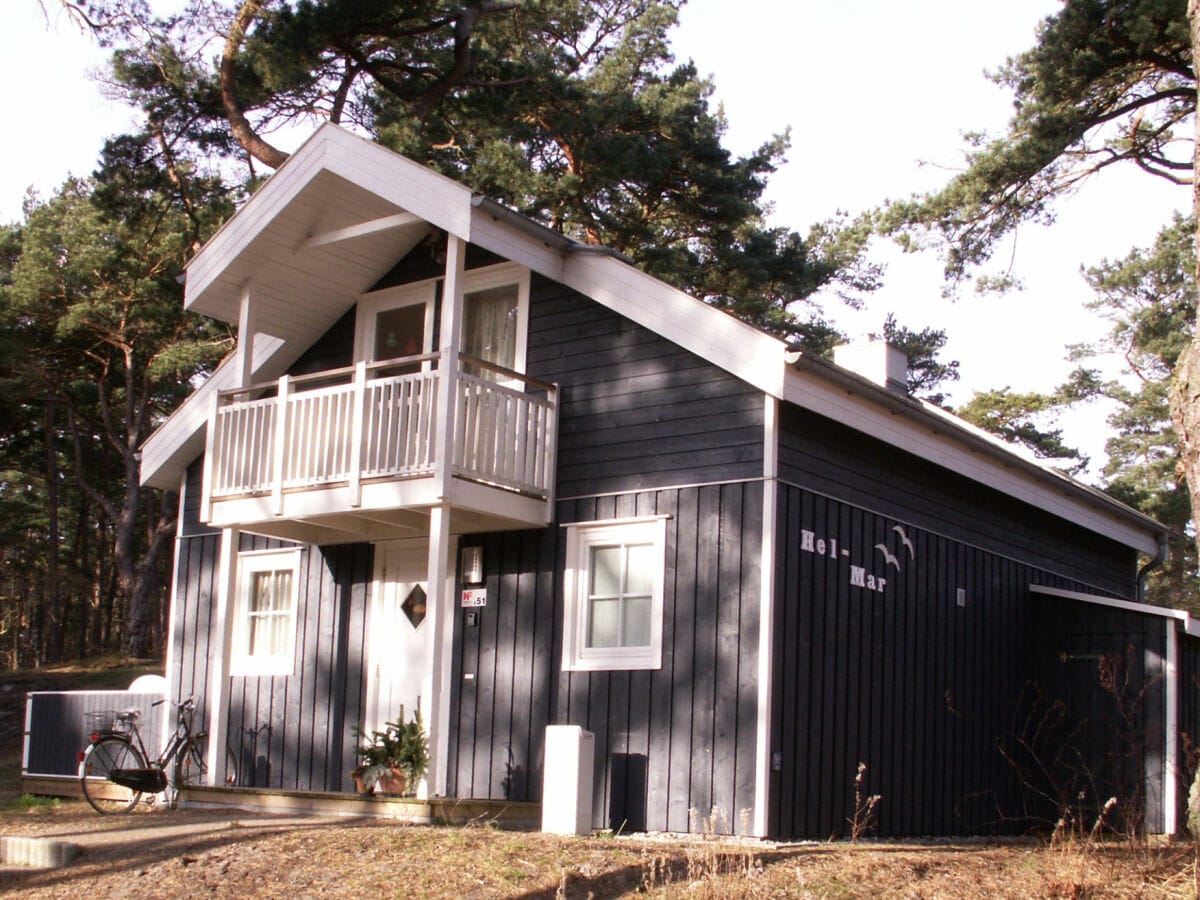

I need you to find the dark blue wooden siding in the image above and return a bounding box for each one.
[1031,593,1167,835]
[448,482,762,835]
[778,404,1136,595]
[769,482,1166,839]
[168,527,373,792]
[225,535,372,791]
[527,276,764,498]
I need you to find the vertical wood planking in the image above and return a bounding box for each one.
[768,483,1148,839]
[445,483,760,835]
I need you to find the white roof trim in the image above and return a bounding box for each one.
[1030,584,1200,637]
[140,124,1165,556]
[140,334,287,490]
[783,355,1163,556]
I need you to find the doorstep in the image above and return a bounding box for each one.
[180,785,541,828]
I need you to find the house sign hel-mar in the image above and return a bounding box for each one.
[798,524,917,595]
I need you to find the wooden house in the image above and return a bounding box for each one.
[141,123,1193,839]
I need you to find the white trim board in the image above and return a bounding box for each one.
[1029,584,1200,636]
[140,123,1164,559]
[783,365,1162,556]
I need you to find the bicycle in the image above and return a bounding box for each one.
[77,696,237,814]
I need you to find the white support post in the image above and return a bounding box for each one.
[542,385,559,519]
[753,395,779,838]
[162,471,188,752]
[272,375,291,515]
[433,236,466,499]
[206,527,240,787]
[424,506,456,797]
[201,390,219,523]
[349,361,367,507]
[1165,619,1179,834]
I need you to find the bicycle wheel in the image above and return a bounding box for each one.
[80,735,148,814]
[175,735,239,789]
[174,734,207,789]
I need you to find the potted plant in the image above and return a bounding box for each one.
[393,709,429,795]
[350,707,428,797]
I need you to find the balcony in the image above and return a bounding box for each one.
[200,352,558,542]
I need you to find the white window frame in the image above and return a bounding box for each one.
[460,262,531,378]
[353,280,438,366]
[230,548,301,677]
[353,263,530,375]
[562,516,667,672]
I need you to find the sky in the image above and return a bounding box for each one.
[0,0,1190,478]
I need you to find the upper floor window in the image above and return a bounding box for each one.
[355,263,529,378]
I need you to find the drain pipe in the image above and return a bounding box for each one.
[1137,532,1169,603]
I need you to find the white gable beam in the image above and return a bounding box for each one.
[299,212,423,251]
[235,283,257,389]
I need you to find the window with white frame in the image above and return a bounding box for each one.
[353,263,530,379]
[232,549,301,676]
[562,517,667,671]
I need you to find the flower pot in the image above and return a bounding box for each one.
[376,767,407,796]
[352,771,372,795]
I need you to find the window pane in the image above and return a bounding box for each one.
[247,569,292,657]
[588,597,620,648]
[250,572,271,613]
[463,284,517,375]
[269,611,288,656]
[622,595,652,647]
[624,543,655,595]
[374,304,426,363]
[247,613,269,656]
[589,546,622,597]
[272,570,292,611]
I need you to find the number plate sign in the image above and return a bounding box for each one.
[460,588,487,608]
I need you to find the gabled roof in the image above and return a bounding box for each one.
[141,124,1165,556]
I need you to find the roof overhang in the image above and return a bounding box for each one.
[783,351,1166,556]
[140,124,1167,559]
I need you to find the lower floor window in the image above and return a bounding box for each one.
[233,548,300,676]
[563,517,666,671]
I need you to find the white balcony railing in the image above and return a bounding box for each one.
[205,352,557,512]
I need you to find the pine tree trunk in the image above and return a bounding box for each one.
[43,399,64,664]
[1170,2,1200,569]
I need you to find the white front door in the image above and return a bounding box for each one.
[366,542,432,739]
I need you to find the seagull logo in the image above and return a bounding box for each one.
[875,543,901,571]
[892,525,915,559]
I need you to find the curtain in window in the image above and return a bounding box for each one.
[463,284,518,377]
[247,569,293,657]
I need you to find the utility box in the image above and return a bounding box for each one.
[541,725,595,835]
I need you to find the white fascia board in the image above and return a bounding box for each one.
[139,334,286,490]
[467,205,566,284]
[185,126,476,323]
[561,251,788,399]
[783,365,1162,555]
[185,135,334,315]
[1031,584,1193,626]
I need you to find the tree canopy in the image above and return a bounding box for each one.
[879,0,1191,287]
[63,0,881,347]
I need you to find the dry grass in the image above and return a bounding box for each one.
[0,801,1197,899]
[1,661,1196,897]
